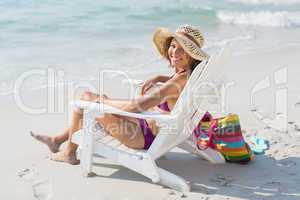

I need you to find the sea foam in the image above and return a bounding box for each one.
[217,11,300,27]
[225,0,300,5]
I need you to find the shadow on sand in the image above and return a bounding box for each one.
[90,151,300,200]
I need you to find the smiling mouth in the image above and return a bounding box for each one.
[171,57,181,62]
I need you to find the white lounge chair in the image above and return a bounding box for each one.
[71,48,230,192]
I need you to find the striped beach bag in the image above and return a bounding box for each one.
[193,112,254,164]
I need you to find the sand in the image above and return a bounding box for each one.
[1,45,300,200]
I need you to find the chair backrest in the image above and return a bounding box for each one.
[147,47,231,159]
[188,47,233,125]
[170,57,209,115]
[172,46,230,120]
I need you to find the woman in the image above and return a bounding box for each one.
[31,24,209,165]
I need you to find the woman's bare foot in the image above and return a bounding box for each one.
[30,131,60,153]
[50,151,80,165]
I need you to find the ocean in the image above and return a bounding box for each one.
[1,0,300,95]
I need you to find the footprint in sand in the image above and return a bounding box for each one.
[191,183,217,195]
[18,168,31,179]
[294,124,300,132]
[32,180,53,200]
[18,167,37,182]
[260,181,282,194]
[262,181,281,187]
[18,167,53,200]
[277,160,297,168]
[210,174,233,187]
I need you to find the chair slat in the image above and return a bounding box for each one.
[99,135,114,144]
[106,139,122,148]
[116,144,130,152]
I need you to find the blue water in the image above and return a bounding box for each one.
[1,0,300,94]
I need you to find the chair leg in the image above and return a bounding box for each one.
[178,140,226,164]
[80,120,95,177]
[178,140,225,164]
[79,150,93,177]
[157,167,190,192]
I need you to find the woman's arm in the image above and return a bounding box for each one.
[155,75,172,83]
[80,74,186,113]
[124,73,188,113]
[141,75,172,95]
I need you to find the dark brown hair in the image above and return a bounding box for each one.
[190,59,202,72]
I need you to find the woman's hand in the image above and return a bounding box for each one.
[80,91,100,102]
[141,75,172,95]
[141,77,159,95]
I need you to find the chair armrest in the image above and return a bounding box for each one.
[121,79,164,87]
[70,100,177,122]
[121,79,144,87]
[121,79,143,98]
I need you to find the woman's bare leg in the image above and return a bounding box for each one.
[51,111,146,164]
[101,97,149,124]
[30,129,69,153]
[96,114,146,149]
[31,94,109,153]
[50,109,84,165]
[30,109,83,153]
[31,95,152,164]
[97,97,158,148]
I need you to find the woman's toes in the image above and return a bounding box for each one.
[30,131,60,153]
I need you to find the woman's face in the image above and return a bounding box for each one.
[168,38,191,71]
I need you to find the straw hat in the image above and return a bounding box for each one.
[153,24,209,61]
